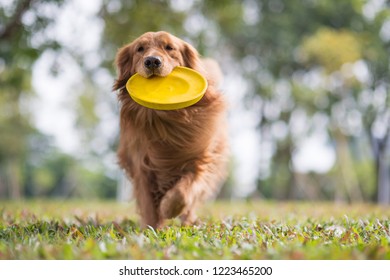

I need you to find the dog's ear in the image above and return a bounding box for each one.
[182,42,200,70]
[113,44,134,91]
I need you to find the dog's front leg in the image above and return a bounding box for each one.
[133,174,160,229]
[158,173,199,227]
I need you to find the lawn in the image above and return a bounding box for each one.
[0,200,389,259]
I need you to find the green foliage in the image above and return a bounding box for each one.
[215,0,390,201]
[100,0,188,68]
[0,0,118,199]
[301,28,363,73]
[1,200,389,259]
[24,150,117,198]
[0,0,64,197]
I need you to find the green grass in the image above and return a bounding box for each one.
[1,200,390,259]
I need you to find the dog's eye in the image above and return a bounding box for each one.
[165,44,174,51]
[137,46,144,52]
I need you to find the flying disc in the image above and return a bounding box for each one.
[126,66,208,110]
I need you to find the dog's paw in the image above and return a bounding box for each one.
[180,211,198,226]
[159,187,187,220]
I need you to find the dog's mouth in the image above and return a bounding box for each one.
[140,68,171,79]
[145,71,163,78]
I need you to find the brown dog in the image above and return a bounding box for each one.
[113,31,228,228]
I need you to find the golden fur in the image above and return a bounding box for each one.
[113,31,228,228]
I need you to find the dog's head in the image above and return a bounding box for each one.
[113,31,200,90]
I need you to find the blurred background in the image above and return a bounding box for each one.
[0,0,389,204]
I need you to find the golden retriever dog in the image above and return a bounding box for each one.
[113,31,228,228]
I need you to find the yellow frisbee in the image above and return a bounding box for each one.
[126,66,208,110]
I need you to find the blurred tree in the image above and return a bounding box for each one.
[0,0,63,198]
[297,3,390,203]
[301,27,363,74]
[213,0,390,203]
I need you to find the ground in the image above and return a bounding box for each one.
[0,200,389,259]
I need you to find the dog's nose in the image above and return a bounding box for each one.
[144,56,162,69]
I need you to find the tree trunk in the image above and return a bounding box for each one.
[376,138,390,204]
[377,154,390,204]
[7,160,22,199]
[333,131,363,202]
